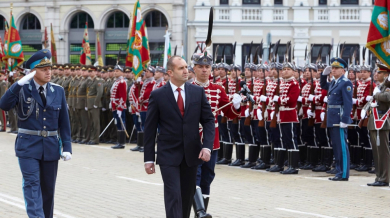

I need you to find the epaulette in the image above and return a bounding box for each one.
[342,77,349,82]
[50,82,63,88]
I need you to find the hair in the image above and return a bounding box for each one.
[167,56,183,71]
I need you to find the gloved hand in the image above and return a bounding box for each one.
[308,94,315,102]
[273,96,279,102]
[9,71,14,77]
[371,102,378,107]
[352,98,357,105]
[245,108,250,117]
[361,109,367,119]
[137,77,142,82]
[136,112,140,116]
[128,107,131,112]
[340,122,348,128]
[62,152,72,161]
[117,110,122,118]
[366,96,373,101]
[221,111,224,117]
[85,107,88,111]
[260,95,267,102]
[232,93,242,110]
[307,109,315,118]
[102,108,107,112]
[324,96,328,103]
[320,112,325,121]
[373,87,381,95]
[17,71,36,86]
[298,96,303,102]
[93,105,98,108]
[323,66,332,75]
[257,109,263,121]
[270,111,275,119]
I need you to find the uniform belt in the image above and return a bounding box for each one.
[328,105,342,108]
[315,106,322,110]
[77,95,86,97]
[18,128,58,138]
[87,96,97,98]
[279,106,295,111]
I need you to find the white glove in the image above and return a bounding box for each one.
[324,96,328,103]
[273,96,279,102]
[232,93,242,110]
[307,109,315,118]
[136,112,140,116]
[323,66,332,75]
[128,107,131,112]
[361,109,367,119]
[352,98,357,105]
[270,111,275,119]
[257,109,263,121]
[117,110,122,118]
[308,94,315,102]
[320,112,325,121]
[102,108,107,111]
[93,105,98,108]
[260,95,267,102]
[137,77,142,82]
[366,96,373,101]
[298,96,303,102]
[17,71,36,85]
[371,102,378,107]
[373,87,381,95]
[340,122,348,128]
[85,107,88,111]
[245,108,250,117]
[220,111,224,117]
[9,71,14,77]
[62,152,72,161]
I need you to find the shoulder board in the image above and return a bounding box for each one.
[342,77,348,82]
[50,82,63,88]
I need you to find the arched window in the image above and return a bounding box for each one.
[144,10,168,66]
[22,13,41,30]
[70,12,94,29]
[0,15,4,30]
[144,11,168,28]
[107,12,130,28]
[105,11,130,65]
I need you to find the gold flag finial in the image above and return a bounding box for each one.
[10,3,13,10]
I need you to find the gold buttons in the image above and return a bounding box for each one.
[43,118,46,120]
[43,109,46,112]
[43,126,46,129]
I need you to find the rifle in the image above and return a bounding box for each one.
[270,40,281,128]
[244,43,255,126]
[231,42,240,124]
[358,49,373,128]
[221,45,229,124]
[350,47,358,128]
[213,45,219,83]
[321,40,336,128]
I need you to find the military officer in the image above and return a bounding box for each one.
[0,49,72,218]
[76,66,91,144]
[69,64,81,142]
[56,65,65,85]
[0,70,8,131]
[61,63,72,100]
[86,66,103,145]
[50,64,59,83]
[320,57,352,181]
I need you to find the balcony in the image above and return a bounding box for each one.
[213,6,287,22]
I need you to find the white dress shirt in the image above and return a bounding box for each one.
[170,82,185,108]
[34,79,47,97]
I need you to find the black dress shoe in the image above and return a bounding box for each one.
[139,147,144,152]
[368,168,375,174]
[130,146,142,151]
[111,144,125,149]
[79,141,87,144]
[88,142,99,145]
[130,140,137,143]
[241,162,257,168]
[328,176,348,181]
[367,181,389,186]
[326,168,337,174]
[71,139,77,143]
[228,159,245,166]
[251,162,270,170]
[268,166,284,172]
[300,164,314,170]
[350,163,358,169]
[312,165,331,172]
[355,165,370,172]
[216,158,231,165]
[280,167,298,174]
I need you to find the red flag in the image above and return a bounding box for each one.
[79,22,92,65]
[50,23,57,64]
[42,26,48,49]
[96,33,103,66]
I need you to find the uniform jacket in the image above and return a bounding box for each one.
[276,77,299,123]
[139,77,155,112]
[129,82,142,114]
[320,73,353,127]
[102,78,111,110]
[110,77,127,112]
[69,76,80,108]
[76,77,88,109]
[356,78,375,120]
[153,78,166,90]
[265,78,278,121]
[87,77,103,109]
[62,76,72,100]
[368,82,390,131]
[0,80,71,161]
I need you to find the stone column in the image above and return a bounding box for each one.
[293,27,309,65]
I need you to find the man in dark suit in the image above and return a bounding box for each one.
[144,56,215,218]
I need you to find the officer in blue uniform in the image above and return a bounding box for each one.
[0,49,72,218]
[320,57,352,181]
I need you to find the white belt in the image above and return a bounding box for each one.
[279,106,296,111]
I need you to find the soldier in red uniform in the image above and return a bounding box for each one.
[348,65,360,169]
[139,66,156,130]
[153,66,167,90]
[129,77,143,151]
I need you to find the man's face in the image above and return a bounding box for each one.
[244,68,251,78]
[219,68,226,77]
[188,72,195,79]
[283,68,294,78]
[376,72,389,82]
[97,72,101,77]
[34,66,52,84]
[311,69,319,79]
[82,70,89,77]
[163,74,170,81]
[254,70,260,78]
[145,70,154,78]
[360,70,370,80]
[213,68,220,77]
[114,69,122,78]
[332,67,345,79]
[193,64,210,82]
[154,71,163,80]
[90,70,97,78]
[304,68,311,80]
[231,70,237,78]
[0,74,5,80]
[348,71,355,80]
[64,69,70,76]
[271,68,278,78]
[167,58,188,83]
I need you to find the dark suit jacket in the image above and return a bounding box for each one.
[143,81,215,167]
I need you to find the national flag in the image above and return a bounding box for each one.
[50,23,57,64]
[125,0,150,78]
[163,29,171,68]
[79,22,92,65]
[181,44,185,60]
[42,26,48,49]
[96,33,103,66]
[367,0,390,67]
[0,37,4,68]
[3,11,24,71]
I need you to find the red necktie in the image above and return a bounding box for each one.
[177,88,184,116]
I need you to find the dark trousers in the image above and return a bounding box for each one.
[196,150,218,195]
[301,119,315,146]
[239,118,247,143]
[314,123,329,148]
[140,112,146,131]
[132,114,142,132]
[160,158,198,218]
[329,127,350,178]
[253,120,268,145]
[228,121,242,143]
[113,111,126,130]
[348,120,359,145]
[266,121,282,148]
[240,118,254,144]
[18,157,58,218]
[370,130,390,183]
[218,115,230,142]
[357,125,371,148]
[295,122,303,145]
[279,123,298,150]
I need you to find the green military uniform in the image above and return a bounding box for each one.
[76,69,91,144]
[0,74,8,131]
[71,74,82,142]
[101,73,111,143]
[86,68,103,144]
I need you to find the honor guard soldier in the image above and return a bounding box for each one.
[320,57,352,181]
[0,70,7,131]
[347,64,360,169]
[154,66,167,90]
[365,62,390,186]
[188,66,195,83]
[110,65,128,149]
[106,66,119,144]
[129,74,143,150]
[86,66,103,145]
[124,67,136,142]
[0,49,72,218]
[191,53,242,217]
[139,65,156,130]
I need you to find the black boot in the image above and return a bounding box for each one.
[349,145,357,169]
[353,145,363,170]
[356,148,372,172]
[298,144,307,168]
[269,148,286,172]
[267,148,279,171]
[241,144,259,168]
[229,143,246,166]
[300,146,312,169]
[217,141,224,162]
[111,130,125,149]
[130,131,144,151]
[303,146,319,170]
[252,145,271,170]
[192,187,212,218]
[217,142,233,164]
[281,149,299,174]
[204,197,210,213]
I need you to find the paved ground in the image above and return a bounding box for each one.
[0,131,389,218]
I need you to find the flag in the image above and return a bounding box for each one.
[0,37,4,68]
[163,30,171,68]
[3,11,24,71]
[50,23,57,64]
[181,44,185,60]
[42,26,48,49]
[2,20,8,70]
[367,0,390,67]
[125,0,150,77]
[96,33,103,66]
[80,22,92,65]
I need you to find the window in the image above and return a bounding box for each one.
[69,43,96,64]
[104,54,126,66]
[0,16,4,30]
[341,0,358,4]
[310,44,331,63]
[21,14,41,30]
[107,12,130,28]
[340,44,360,64]
[241,43,262,66]
[243,0,260,3]
[70,12,94,29]
[220,0,229,4]
[144,11,168,27]
[319,0,327,5]
[213,44,233,64]
[104,43,127,66]
[22,44,41,61]
[274,0,283,5]
[149,42,164,66]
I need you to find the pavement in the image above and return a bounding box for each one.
[0,130,389,218]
